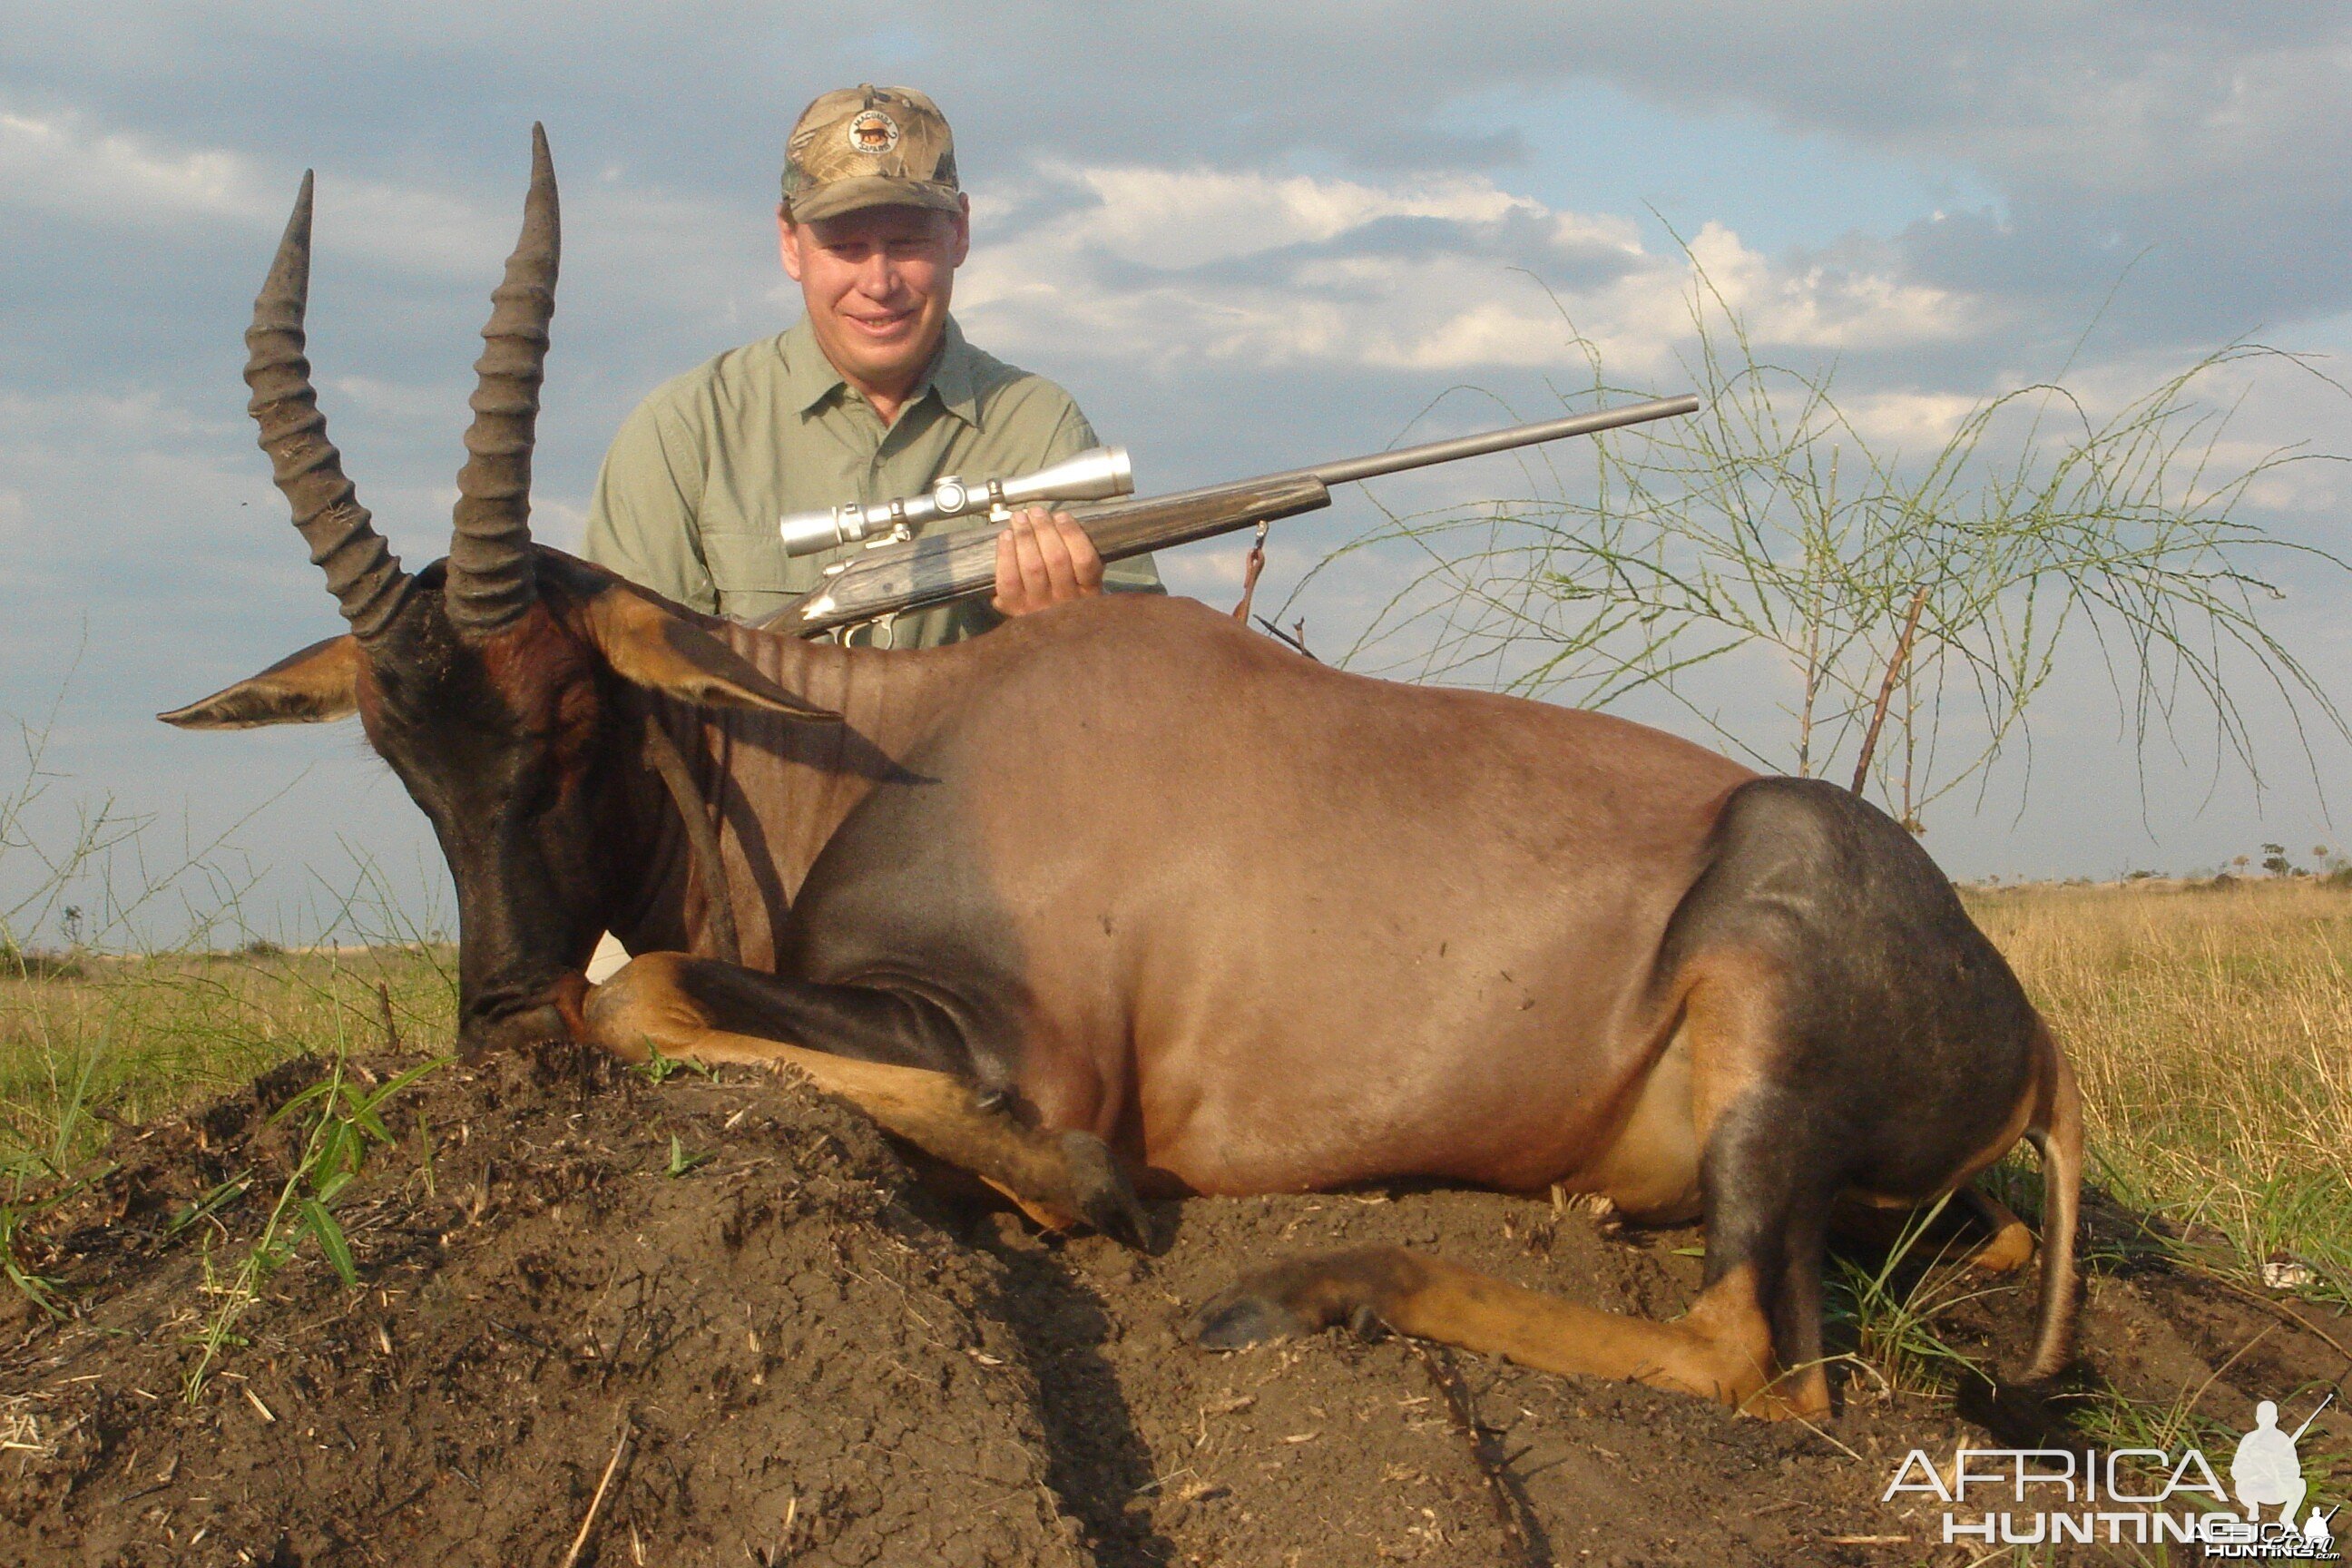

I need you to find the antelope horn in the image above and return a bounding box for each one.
[245,171,411,641]
[445,122,559,636]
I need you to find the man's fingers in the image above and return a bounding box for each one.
[991,514,1044,613]
[1008,510,1054,609]
[991,525,1024,614]
[1054,512,1105,592]
[1026,508,1083,597]
[992,508,1104,616]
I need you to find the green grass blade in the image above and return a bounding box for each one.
[298,1198,358,1287]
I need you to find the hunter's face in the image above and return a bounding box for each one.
[780,203,970,408]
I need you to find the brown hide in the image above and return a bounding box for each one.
[626,591,1751,1199]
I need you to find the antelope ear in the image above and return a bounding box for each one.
[577,583,840,721]
[159,635,362,729]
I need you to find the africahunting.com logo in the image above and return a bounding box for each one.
[1880,1396,2339,1556]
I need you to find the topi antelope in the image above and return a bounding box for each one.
[163,130,2081,1419]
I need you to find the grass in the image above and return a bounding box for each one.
[181,1044,450,1402]
[1822,1192,2017,1399]
[1965,877,2352,1306]
[1289,285,2349,838]
[0,942,458,1398]
[0,945,456,1182]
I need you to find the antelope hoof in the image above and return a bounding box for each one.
[1191,1250,1412,1350]
[1191,1285,1313,1351]
[1742,1369,1835,1422]
[1058,1131,1153,1252]
[1965,1223,2039,1274]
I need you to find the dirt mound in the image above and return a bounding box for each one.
[2,1045,1078,1568]
[4,1047,2346,1567]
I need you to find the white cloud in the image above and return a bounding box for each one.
[0,107,275,225]
[0,385,237,446]
[1019,162,1554,270]
[959,162,1987,379]
[326,374,470,428]
[1833,389,1984,451]
[0,103,517,278]
[1676,224,1977,352]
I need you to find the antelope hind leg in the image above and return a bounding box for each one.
[1191,1248,1818,1417]
[1955,1181,2038,1274]
[583,953,1150,1248]
[1829,1181,2036,1273]
[1188,940,1843,1422]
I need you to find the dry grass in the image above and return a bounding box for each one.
[1968,877,2352,1298]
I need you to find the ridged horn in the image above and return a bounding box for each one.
[445,122,559,636]
[245,171,411,641]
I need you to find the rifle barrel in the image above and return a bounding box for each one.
[1275,395,1700,490]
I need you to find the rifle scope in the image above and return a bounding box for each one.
[778,446,1135,557]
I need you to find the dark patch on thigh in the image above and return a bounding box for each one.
[1656,777,2039,1199]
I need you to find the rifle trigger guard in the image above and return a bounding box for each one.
[831,612,901,651]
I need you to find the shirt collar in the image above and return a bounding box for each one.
[780,314,981,428]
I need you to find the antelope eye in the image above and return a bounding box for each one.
[514,759,567,820]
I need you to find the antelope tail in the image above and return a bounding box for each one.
[2020,1021,2083,1384]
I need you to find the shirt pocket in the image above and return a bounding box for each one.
[701,531,803,623]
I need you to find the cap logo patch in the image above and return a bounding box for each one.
[847,109,901,157]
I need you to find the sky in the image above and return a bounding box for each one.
[5,3,2351,945]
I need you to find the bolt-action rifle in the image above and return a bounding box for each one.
[762,395,1700,640]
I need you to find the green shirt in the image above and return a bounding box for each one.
[583,316,1161,645]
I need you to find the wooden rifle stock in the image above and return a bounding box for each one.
[771,475,1331,638]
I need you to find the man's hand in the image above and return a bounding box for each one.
[992,507,1105,616]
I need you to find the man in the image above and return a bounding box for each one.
[583,83,1161,645]
[581,85,1158,981]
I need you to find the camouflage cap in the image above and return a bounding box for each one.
[781,84,963,223]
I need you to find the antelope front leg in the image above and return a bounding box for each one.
[582,952,1150,1248]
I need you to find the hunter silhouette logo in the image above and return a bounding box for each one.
[1881,1392,2340,1554]
[847,108,900,157]
[2232,1396,2338,1549]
